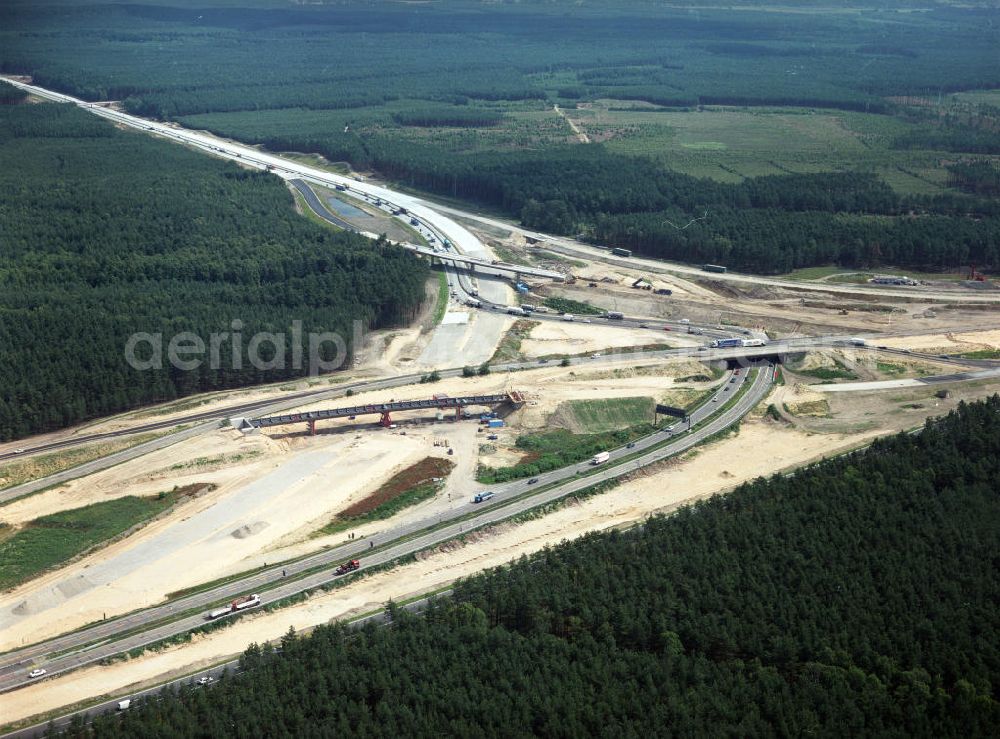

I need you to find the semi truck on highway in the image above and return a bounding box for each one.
[473,491,495,504]
[702,264,727,274]
[711,337,743,348]
[335,559,360,576]
[711,337,768,348]
[207,593,261,619]
[591,451,610,465]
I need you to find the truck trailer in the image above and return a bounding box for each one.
[702,264,727,274]
[335,559,360,576]
[711,337,743,348]
[208,593,261,619]
[591,451,611,465]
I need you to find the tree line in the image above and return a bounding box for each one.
[0,104,428,441]
[61,396,1000,737]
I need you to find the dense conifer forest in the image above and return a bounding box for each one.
[66,397,1000,737]
[2,0,998,274]
[0,103,427,441]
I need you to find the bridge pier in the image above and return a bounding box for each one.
[380,411,393,427]
[307,419,316,436]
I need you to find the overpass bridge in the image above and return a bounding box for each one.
[398,243,565,281]
[253,391,525,434]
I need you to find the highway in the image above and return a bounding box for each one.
[1,335,992,505]
[6,76,995,308]
[0,363,772,696]
[1,592,445,739]
[425,204,1000,304]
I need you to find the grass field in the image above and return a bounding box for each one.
[542,297,603,316]
[561,397,655,433]
[960,349,1000,360]
[0,485,208,590]
[316,457,454,535]
[563,103,956,194]
[780,265,972,283]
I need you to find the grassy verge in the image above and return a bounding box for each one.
[315,457,454,536]
[561,397,655,432]
[490,319,539,362]
[0,484,210,591]
[478,423,657,484]
[432,271,449,326]
[960,349,1000,360]
[793,358,858,382]
[542,296,603,315]
[0,431,172,493]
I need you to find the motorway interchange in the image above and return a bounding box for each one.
[2,76,1000,735]
[0,363,774,696]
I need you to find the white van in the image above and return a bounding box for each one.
[562,314,574,322]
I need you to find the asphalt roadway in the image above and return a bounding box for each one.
[0,364,772,698]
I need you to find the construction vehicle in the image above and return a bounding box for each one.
[335,559,360,576]
[591,451,610,465]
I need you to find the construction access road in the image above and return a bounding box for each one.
[0,363,773,695]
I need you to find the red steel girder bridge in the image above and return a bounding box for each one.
[253,391,524,434]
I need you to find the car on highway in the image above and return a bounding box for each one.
[528,477,539,484]
[665,425,676,433]
[626,442,636,448]
[663,326,672,331]
[639,323,649,328]
[538,358,548,364]
[13,448,25,454]
[592,353,602,359]
[196,676,215,686]
[697,347,707,352]
[28,668,47,678]
[712,397,719,402]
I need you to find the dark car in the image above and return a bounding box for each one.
[528,477,539,484]
[626,442,636,449]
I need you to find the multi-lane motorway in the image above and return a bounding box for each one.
[0,364,772,697]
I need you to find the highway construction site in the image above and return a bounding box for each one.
[2,76,1000,736]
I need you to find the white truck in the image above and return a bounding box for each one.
[562,313,574,322]
[590,451,610,465]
